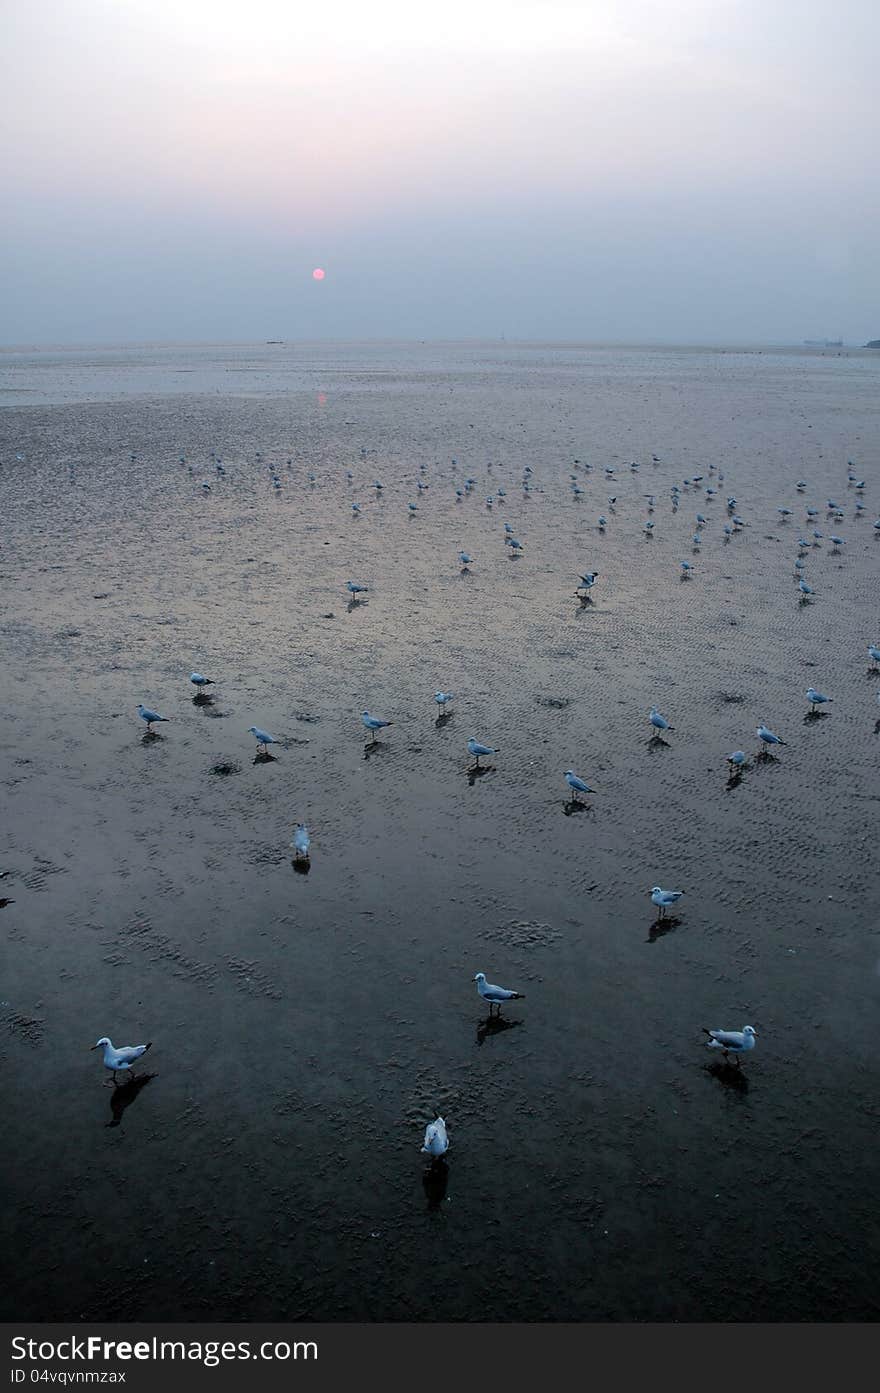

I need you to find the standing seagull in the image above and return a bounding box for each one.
[91,1036,152,1086]
[346,580,369,599]
[137,704,170,732]
[649,707,674,735]
[650,886,684,918]
[248,725,279,754]
[703,1025,757,1066]
[868,644,880,669]
[467,737,498,768]
[756,724,786,753]
[434,691,454,711]
[190,672,214,692]
[564,770,597,802]
[362,710,392,741]
[474,971,524,1015]
[291,823,311,860]
[421,1117,449,1158]
[806,688,832,712]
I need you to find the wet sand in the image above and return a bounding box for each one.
[1,341,879,1321]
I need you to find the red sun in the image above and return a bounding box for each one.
[312,268,325,281]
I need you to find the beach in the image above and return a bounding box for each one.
[1,339,878,1321]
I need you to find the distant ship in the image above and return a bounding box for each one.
[804,338,843,347]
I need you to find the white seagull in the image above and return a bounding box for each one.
[467,737,498,766]
[362,710,392,740]
[347,580,369,598]
[137,704,170,731]
[248,725,278,753]
[564,770,596,801]
[291,823,311,859]
[703,1025,757,1065]
[434,691,454,710]
[649,706,674,734]
[650,886,684,918]
[474,971,524,1014]
[421,1117,449,1158]
[756,724,786,751]
[91,1036,152,1085]
[190,672,214,691]
[806,688,832,711]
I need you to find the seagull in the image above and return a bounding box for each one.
[703,1025,757,1065]
[598,515,608,528]
[137,704,170,731]
[474,971,524,1014]
[362,710,392,741]
[806,688,832,711]
[459,552,473,568]
[576,571,598,593]
[351,502,361,515]
[190,672,214,691]
[91,1036,152,1085]
[467,737,498,767]
[830,535,845,548]
[650,886,684,918]
[798,579,815,598]
[649,707,674,733]
[248,725,278,753]
[869,644,880,668]
[346,580,368,597]
[756,724,786,751]
[680,560,694,575]
[291,823,311,860]
[434,691,454,710]
[727,750,747,770]
[421,1117,449,1158]
[564,769,596,801]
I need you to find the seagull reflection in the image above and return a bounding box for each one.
[705,1060,750,1095]
[422,1159,449,1211]
[647,915,682,943]
[476,1013,524,1047]
[105,1072,155,1127]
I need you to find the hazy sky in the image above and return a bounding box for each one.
[3,0,878,344]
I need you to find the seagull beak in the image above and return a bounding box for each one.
[89,1044,99,1050]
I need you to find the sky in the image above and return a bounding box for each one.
[2,0,878,344]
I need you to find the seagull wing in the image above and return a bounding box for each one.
[708,1030,746,1048]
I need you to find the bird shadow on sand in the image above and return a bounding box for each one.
[466,764,495,785]
[725,771,746,791]
[253,751,278,764]
[575,594,595,609]
[803,710,830,724]
[291,857,311,875]
[647,914,682,943]
[754,750,779,765]
[563,799,593,817]
[647,734,671,751]
[105,1072,156,1127]
[422,1159,449,1211]
[346,598,368,613]
[140,731,165,745]
[476,1013,524,1047]
[364,740,390,760]
[704,1061,750,1095]
[435,712,454,729]
[192,693,215,707]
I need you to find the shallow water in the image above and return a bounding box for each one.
[1,341,878,1321]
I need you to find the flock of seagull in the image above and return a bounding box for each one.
[100,444,878,1158]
